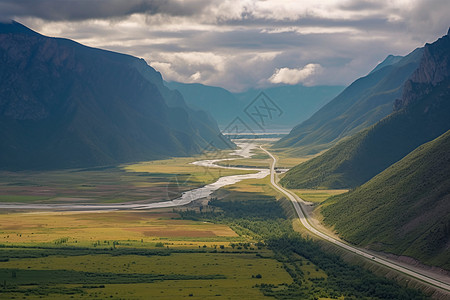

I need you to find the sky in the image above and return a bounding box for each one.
[1,0,449,92]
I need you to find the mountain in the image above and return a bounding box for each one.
[280,30,450,189]
[166,81,344,131]
[321,129,450,269]
[234,85,345,131]
[0,21,230,170]
[164,82,242,128]
[369,55,403,74]
[275,48,423,154]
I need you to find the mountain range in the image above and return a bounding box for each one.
[280,30,450,189]
[0,21,230,170]
[166,81,344,131]
[275,47,424,154]
[280,29,450,269]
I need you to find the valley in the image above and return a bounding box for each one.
[0,140,446,299]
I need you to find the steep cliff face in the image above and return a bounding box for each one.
[0,21,229,170]
[394,31,450,110]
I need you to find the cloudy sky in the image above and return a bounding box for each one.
[1,0,449,92]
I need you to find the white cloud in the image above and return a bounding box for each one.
[189,71,202,81]
[269,64,323,85]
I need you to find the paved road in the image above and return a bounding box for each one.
[260,146,450,292]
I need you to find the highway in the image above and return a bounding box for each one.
[260,146,450,293]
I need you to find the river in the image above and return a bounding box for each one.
[0,142,269,211]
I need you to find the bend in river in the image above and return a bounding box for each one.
[0,142,269,211]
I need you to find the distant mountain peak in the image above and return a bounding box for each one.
[369,54,403,74]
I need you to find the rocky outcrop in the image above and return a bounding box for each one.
[394,30,450,111]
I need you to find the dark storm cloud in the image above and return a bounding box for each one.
[0,0,208,21]
[219,15,392,29]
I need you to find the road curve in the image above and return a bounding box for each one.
[260,146,450,293]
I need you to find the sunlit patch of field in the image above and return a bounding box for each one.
[124,155,256,183]
[0,210,241,247]
[221,176,280,198]
[215,157,270,168]
[214,146,271,168]
[291,189,349,203]
[269,147,326,169]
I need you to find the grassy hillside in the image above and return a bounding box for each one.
[275,48,423,154]
[281,79,450,189]
[320,130,450,269]
[280,33,450,189]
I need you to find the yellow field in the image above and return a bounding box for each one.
[0,210,241,247]
[124,154,256,186]
[216,157,270,168]
[223,176,280,197]
[291,189,349,203]
[269,146,327,169]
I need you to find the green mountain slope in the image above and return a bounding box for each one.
[280,31,450,189]
[275,48,423,154]
[321,129,450,269]
[369,55,403,74]
[0,21,229,170]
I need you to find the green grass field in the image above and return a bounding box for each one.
[0,252,291,299]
